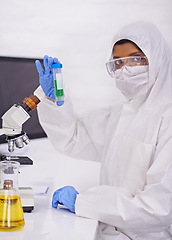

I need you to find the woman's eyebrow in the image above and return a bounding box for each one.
[113,51,143,59]
[113,56,120,59]
[129,51,142,56]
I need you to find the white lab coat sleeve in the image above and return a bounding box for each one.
[75,115,172,233]
[34,86,110,162]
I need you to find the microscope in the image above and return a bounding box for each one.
[0,94,40,212]
[0,94,40,152]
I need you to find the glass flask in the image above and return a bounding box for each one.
[0,160,25,231]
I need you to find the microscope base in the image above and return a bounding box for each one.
[19,187,34,213]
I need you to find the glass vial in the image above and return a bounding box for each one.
[0,161,25,231]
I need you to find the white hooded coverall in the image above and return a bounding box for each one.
[35,22,172,239]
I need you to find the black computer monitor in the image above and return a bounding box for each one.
[0,56,46,143]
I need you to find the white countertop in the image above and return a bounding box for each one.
[0,137,100,240]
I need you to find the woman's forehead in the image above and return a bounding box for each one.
[113,42,144,58]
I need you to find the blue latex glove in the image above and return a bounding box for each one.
[35,55,64,106]
[52,186,79,213]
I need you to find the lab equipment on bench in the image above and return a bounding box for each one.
[52,63,64,106]
[0,93,41,215]
[0,160,25,231]
[0,94,40,152]
[0,155,34,213]
[0,155,33,165]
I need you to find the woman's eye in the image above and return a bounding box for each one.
[133,56,141,62]
[115,59,123,66]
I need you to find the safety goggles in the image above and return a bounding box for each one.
[106,56,148,78]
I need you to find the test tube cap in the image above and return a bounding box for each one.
[52,63,62,68]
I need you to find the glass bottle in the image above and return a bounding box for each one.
[0,161,25,231]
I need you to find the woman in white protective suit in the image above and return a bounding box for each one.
[35,22,172,239]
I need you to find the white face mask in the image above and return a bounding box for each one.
[115,65,149,100]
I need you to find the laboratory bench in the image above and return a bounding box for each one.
[0,137,100,240]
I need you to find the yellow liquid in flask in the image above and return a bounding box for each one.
[0,194,25,231]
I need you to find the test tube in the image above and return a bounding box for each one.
[52,63,64,106]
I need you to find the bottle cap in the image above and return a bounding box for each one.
[4,180,13,190]
[52,63,63,68]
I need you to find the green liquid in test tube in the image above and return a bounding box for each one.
[52,63,64,106]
